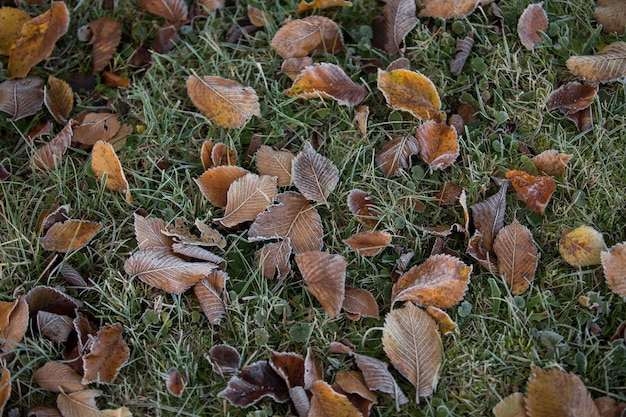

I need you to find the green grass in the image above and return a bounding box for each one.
[1,0,626,416]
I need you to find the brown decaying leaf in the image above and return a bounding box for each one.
[150,22,179,54]
[196,0,225,13]
[200,140,214,170]
[218,361,290,407]
[39,204,69,233]
[0,7,30,56]
[34,121,73,170]
[518,3,548,50]
[133,213,173,249]
[383,302,442,403]
[37,311,74,342]
[418,0,479,19]
[285,63,366,106]
[124,247,217,294]
[72,113,121,145]
[377,69,446,122]
[82,323,129,384]
[140,0,189,23]
[0,366,9,416]
[102,71,130,89]
[470,179,508,253]
[546,82,598,115]
[344,230,392,256]
[334,370,377,415]
[347,189,378,228]
[25,285,83,317]
[166,367,186,397]
[384,0,418,55]
[33,362,86,393]
[92,140,132,203]
[425,306,458,335]
[416,121,459,170]
[601,242,626,297]
[44,76,73,123]
[352,105,369,136]
[505,170,556,215]
[559,226,607,267]
[566,106,593,132]
[248,5,271,27]
[493,219,538,295]
[492,393,526,417]
[434,183,463,206]
[256,239,293,279]
[271,16,345,58]
[56,389,103,417]
[295,251,346,318]
[85,17,121,74]
[531,150,573,176]
[0,76,44,121]
[0,297,28,352]
[195,165,249,207]
[187,74,261,128]
[0,162,9,181]
[211,142,237,167]
[281,57,314,79]
[595,0,626,34]
[172,243,226,267]
[292,141,339,203]
[208,345,241,377]
[256,145,294,187]
[26,406,62,416]
[309,380,363,417]
[8,2,69,78]
[41,220,101,252]
[594,397,626,417]
[218,173,277,228]
[343,286,379,319]
[353,353,408,411]
[525,365,600,417]
[467,231,498,272]
[566,41,626,83]
[298,0,352,13]
[269,350,305,390]
[450,33,474,75]
[376,135,420,177]
[193,270,228,324]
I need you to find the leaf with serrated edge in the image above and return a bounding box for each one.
[0,76,44,121]
[34,121,73,170]
[41,220,101,253]
[353,353,408,411]
[559,226,607,267]
[566,41,626,83]
[33,362,86,393]
[601,242,626,297]
[296,251,346,318]
[596,0,626,34]
[384,0,418,55]
[470,180,508,252]
[271,16,344,58]
[518,3,548,50]
[82,323,129,384]
[309,380,363,417]
[344,231,392,256]
[292,142,339,203]
[285,63,365,106]
[193,271,228,325]
[255,239,293,279]
[140,0,188,23]
[44,76,73,123]
[195,165,249,207]
[218,173,277,228]
[416,121,459,170]
[493,219,538,295]
[133,213,173,249]
[88,17,122,74]
[376,135,420,177]
[378,69,445,122]
[256,145,294,187]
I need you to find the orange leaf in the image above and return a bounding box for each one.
[298,0,352,13]
[296,251,346,318]
[518,3,548,50]
[34,121,73,170]
[531,150,573,176]
[8,2,69,79]
[255,145,294,186]
[211,142,237,167]
[353,105,369,136]
[187,74,260,128]
[255,239,293,279]
[166,367,186,397]
[41,220,101,252]
[82,323,129,384]
[383,0,418,55]
[140,0,189,23]
[281,57,314,79]
[309,380,362,417]
[292,141,339,203]
[426,306,458,335]
[73,112,121,145]
[195,165,249,207]
[193,270,228,324]
[418,0,478,19]
[33,362,86,393]
[200,140,214,170]
[0,297,28,353]
[416,121,459,170]
[334,371,377,415]
[92,140,132,203]
[344,230,392,256]
[559,226,607,267]
[376,134,420,177]
[0,366,9,416]
[391,254,472,308]
[0,7,30,56]
[0,76,44,121]
[343,286,379,319]
[493,219,538,295]
[377,69,445,122]
[601,242,626,297]
[44,76,73,124]
[434,182,463,206]
[285,63,366,106]
[218,173,277,228]
[347,189,378,228]
[102,71,130,89]
[595,0,626,34]
[506,170,556,214]
[271,16,345,58]
[546,82,598,116]
[566,42,626,83]
[247,5,271,27]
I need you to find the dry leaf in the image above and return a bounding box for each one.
[247,5,271,27]
[391,254,472,308]
[292,141,339,203]
[57,389,103,417]
[193,271,228,324]
[281,57,314,79]
[505,170,556,215]
[0,76,44,121]
[343,287,379,319]
[172,243,227,267]
[434,183,463,206]
[150,22,179,54]
[559,226,607,267]
[195,165,249,207]
[383,302,442,402]
[0,367,9,416]
[344,230,392,256]
[595,0,626,34]
[378,69,446,122]
[187,74,260,128]
[425,306,458,335]
[256,239,293,279]
[256,145,294,187]
[164,219,226,249]
[41,220,101,252]
[8,2,69,78]
[376,134,420,177]
[525,365,600,417]
[418,0,479,19]
[140,0,188,24]
[298,0,352,13]
[200,140,214,170]
[0,297,28,352]
[166,367,186,397]
[271,16,345,58]
[218,173,277,228]
[546,82,598,115]
[207,344,241,377]
[531,150,573,176]
[384,0,418,55]
[416,121,459,170]
[73,113,121,145]
[0,7,30,56]
[37,311,74,343]
[195,0,225,13]
[33,362,86,393]
[594,397,626,417]
[492,393,527,417]
[269,351,305,391]
[353,105,369,136]
[44,76,73,123]
[133,213,174,249]
[601,242,626,297]
[334,371,377,416]
[34,121,73,170]
[84,17,122,74]
[296,251,346,318]
[470,180,508,253]
[27,406,63,417]
[285,63,366,106]
[25,285,83,317]
[518,3,548,50]
[566,106,593,132]
[309,380,363,417]
[82,323,129,384]
[566,42,626,83]
[92,140,132,203]
[467,230,498,272]
[211,142,237,167]
[218,361,290,407]
[102,71,130,89]
[353,353,408,411]
[493,219,538,295]
[347,189,378,228]
[450,33,474,75]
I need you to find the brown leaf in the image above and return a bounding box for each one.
[255,145,294,187]
[248,5,271,27]
[531,150,573,176]
[309,380,363,417]
[298,0,352,13]
[57,389,103,417]
[0,297,28,353]
[416,121,459,170]
[546,82,598,116]
[255,239,293,279]
[207,344,241,377]
[334,371,377,415]
[601,242,626,297]
[44,76,73,124]
[518,3,548,50]
[33,362,86,393]
[269,350,305,390]
[37,311,74,343]
[166,367,186,397]
[353,105,369,136]
[559,226,607,267]
[425,306,458,335]
[218,361,290,407]
[292,141,339,203]
[376,134,420,177]
[8,2,69,78]
[133,213,174,249]
[82,323,129,384]
[195,165,249,207]
[304,348,322,390]
[343,286,380,319]
[200,140,214,170]
[195,0,225,13]
[467,231,498,272]
[124,247,217,293]
[41,220,101,252]
[383,302,442,402]
[172,243,227,267]
[271,16,345,58]
[81,17,121,74]
[418,0,478,19]
[193,271,228,325]
[434,183,463,206]
[470,180,508,252]
[218,173,277,228]
[344,230,392,256]
[285,63,366,106]
[187,74,260,128]
[281,57,314,79]
[384,0,418,55]
[34,121,73,170]
[92,140,132,203]
[347,189,378,228]
[506,170,556,215]
[25,285,83,317]
[211,142,237,167]
[102,71,130,89]
[166,219,227,249]
[0,162,9,181]
[72,112,121,145]
[0,7,30,56]
[353,353,408,411]
[392,254,472,308]
[150,22,179,54]
[525,365,600,417]
[566,107,593,132]
[140,0,189,23]
[492,393,526,417]
[594,397,626,417]
[595,0,626,34]
[378,69,446,122]
[566,42,626,83]
[450,33,474,75]
[493,219,538,295]
[296,251,346,318]
[0,366,9,416]
[0,76,44,121]
[27,406,64,417]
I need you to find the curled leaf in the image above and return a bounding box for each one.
[218,361,289,407]
[344,231,392,256]
[285,63,365,106]
[166,367,186,397]
[140,0,188,24]
[34,121,73,170]
[256,239,293,279]
[376,135,420,177]
[255,145,294,187]
[85,17,122,74]
[309,380,362,417]
[546,82,598,115]
[450,34,474,75]
[208,344,241,377]
[384,0,418,55]
[347,189,378,227]
[44,76,73,124]
[218,173,277,228]
[92,140,132,203]
[595,0,626,34]
[0,297,28,353]
[531,150,573,176]
[195,165,249,207]
[506,170,556,215]
[353,353,408,411]
[193,271,228,325]
[82,323,130,384]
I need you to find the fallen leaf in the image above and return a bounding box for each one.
[102,71,130,89]
[195,0,225,13]
[425,306,458,335]
[82,17,121,74]
[285,63,366,106]
[0,7,30,56]
[200,140,214,170]
[211,142,237,167]
[595,0,626,34]
[467,230,498,272]
[531,150,573,176]
[309,380,363,417]
[506,170,556,215]
[207,344,241,377]
[172,243,227,267]
[92,140,132,203]
[566,42,626,83]
[33,362,86,393]
[566,106,593,132]
[470,180,508,252]
[492,393,527,417]
[601,242,626,297]
[82,323,129,384]
[247,5,271,27]
[34,121,73,170]
[352,105,369,136]
[347,189,378,228]
[193,270,228,324]
[57,389,103,417]
[164,219,226,249]
[195,165,249,207]
[344,230,392,256]
[378,69,446,122]
[255,145,294,187]
[25,285,83,318]
[37,311,74,342]
[73,112,121,145]
[546,82,598,115]
[391,254,472,308]
[150,22,179,54]
[353,353,408,411]
[343,286,379,319]
[493,219,538,295]
[525,365,600,417]
[41,220,101,252]
[434,183,463,206]
[271,16,345,58]
[518,3,548,50]
[281,57,315,79]
[140,0,189,24]
[269,350,305,391]
[44,76,73,124]
[218,361,290,407]
[334,371,377,416]
[8,2,70,78]
[218,173,277,228]
[0,297,28,352]
[187,74,261,128]
[450,33,474,75]
[376,134,421,177]
[133,213,173,249]
[296,251,346,318]
[256,239,293,279]
[0,162,9,181]
[166,367,186,397]
[292,141,339,203]
[298,0,352,13]
[0,367,9,416]
[27,406,64,417]
[418,0,479,19]
[0,76,44,121]
[594,397,626,417]
[559,226,607,267]
[416,121,459,170]
[382,0,418,55]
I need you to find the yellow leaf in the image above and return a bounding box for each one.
[297,0,352,13]
[377,69,445,122]
[92,141,132,203]
[44,75,73,124]
[284,63,366,106]
[559,226,607,267]
[0,7,30,56]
